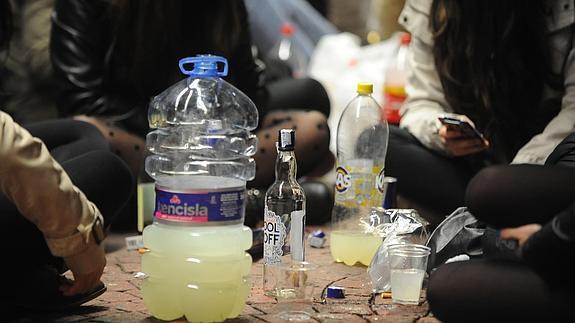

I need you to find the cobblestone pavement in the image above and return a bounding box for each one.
[5,228,441,323]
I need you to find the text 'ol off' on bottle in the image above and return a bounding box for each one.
[263,129,306,297]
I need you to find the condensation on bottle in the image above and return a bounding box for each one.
[330,83,389,267]
[141,55,258,322]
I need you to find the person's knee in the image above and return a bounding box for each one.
[427,265,461,322]
[87,150,134,201]
[299,78,330,117]
[465,166,504,214]
[299,110,330,149]
[68,119,110,149]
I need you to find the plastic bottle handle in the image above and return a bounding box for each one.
[179,55,229,77]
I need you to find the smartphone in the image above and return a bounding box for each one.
[438,116,484,139]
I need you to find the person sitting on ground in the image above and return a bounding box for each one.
[50,0,335,228]
[427,132,575,322]
[386,0,575,225]
[50,0,334,185]
[0,0,134,310]
[387,0,575,321]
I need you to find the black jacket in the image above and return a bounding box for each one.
[50,0,266,137]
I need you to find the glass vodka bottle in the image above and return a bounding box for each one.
[263,129,306,296]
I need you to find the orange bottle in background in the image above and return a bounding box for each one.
[383,33,411,125]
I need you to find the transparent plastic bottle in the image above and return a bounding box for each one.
[267,22,307,78]
[141,55,258,322]
[330,83,389,266]
[383,32,411,125]
[263,129,306,296]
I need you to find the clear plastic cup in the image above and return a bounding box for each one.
[387,244,430,305]
[272,261,318,321]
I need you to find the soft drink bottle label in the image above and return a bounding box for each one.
[263,207,287,265]
[334,164,385,208]
[154,187,245,222]
[376,168,386,194]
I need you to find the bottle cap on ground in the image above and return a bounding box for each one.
[311,230,325,238]
[357,83,373,94]
[278,128,296,151]
[326,286,345,298]
[308,230,326,248]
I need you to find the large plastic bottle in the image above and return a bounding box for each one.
[382,32,411,125]
[267,22,307,78]
[141,55,258,322]
[330,83,389,266]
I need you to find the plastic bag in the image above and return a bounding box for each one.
[367,208,430,293]
[425,207,485,273]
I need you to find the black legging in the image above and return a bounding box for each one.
[265,77,330,118]
[426,133,575,322]
[0,119,134,270]
[385,126,485,217]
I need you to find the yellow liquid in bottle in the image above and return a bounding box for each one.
[330,230,383,266]
[141,224,252,322]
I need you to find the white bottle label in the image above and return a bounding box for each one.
[263,207,286,265]
[290,210,305,262]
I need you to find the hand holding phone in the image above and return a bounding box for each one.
[438,116,484,139]
[437,115,489,156]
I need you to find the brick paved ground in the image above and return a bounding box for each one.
[5,228,441,323]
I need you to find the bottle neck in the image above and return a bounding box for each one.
[275,149,297,182]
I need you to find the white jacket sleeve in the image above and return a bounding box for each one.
[0,111,103,263]
[398,0,452,153]
[512,41,575,164]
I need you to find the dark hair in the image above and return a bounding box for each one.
[109,0,243,97]
[0,0,12,52]
[430,0,560,160]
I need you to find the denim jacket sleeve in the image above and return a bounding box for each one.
[397,0,451,153]
[0,111,104,268]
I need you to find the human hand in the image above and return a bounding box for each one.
[61,244,106,296]
[500,224,542,249]
[438,115,489,156]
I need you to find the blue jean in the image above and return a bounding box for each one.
[245,0,338,62]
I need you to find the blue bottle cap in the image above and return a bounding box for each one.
[311,230,325,238]
[179,55,228,78]
[326,286,345,299]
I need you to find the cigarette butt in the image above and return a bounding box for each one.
[138,248,150,255]
[381,292,392,299]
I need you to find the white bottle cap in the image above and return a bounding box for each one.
[278,129,296,151]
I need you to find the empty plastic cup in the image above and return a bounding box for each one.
[273,261,318,321]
